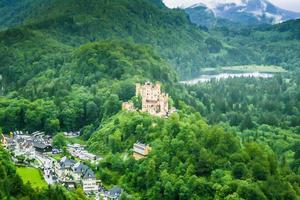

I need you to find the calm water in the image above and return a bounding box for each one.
[181,72,274,85]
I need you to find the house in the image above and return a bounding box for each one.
[57,159,99,193]
[55,157,76,181]
[105,186,122,200]
[7,138,16,151]
[73,162,99,193]
[82,169,99,193]
[72,163,90,181]
[133,142,152,160]
[52,148,61,154]
[63,181,76,190]
[33,141,52,153]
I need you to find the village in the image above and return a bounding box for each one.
[1,82,174,200]
[1,131,123,200]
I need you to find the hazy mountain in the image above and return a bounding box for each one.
[185,0,300,27]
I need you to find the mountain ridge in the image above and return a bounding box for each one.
[185,0,300,27]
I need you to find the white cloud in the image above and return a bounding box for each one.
[163,0,300,12]
[163,0,249,9]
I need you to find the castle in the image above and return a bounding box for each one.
[122,82,173,117]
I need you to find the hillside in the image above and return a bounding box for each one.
[213,19,300,70]
[87,110,300,199]
[0,39,178,134]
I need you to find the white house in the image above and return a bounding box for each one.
[82,169,98,193]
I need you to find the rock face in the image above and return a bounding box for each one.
[185,4,217,28]
[185,0,300,27]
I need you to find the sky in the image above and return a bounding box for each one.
[163,0,300,12]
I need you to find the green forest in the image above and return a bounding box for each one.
[0,0,300,199]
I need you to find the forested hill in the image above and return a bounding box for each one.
[213,18,300,70]
[1,0,300,133]
[2,0,300,79]
[0,0,260,78]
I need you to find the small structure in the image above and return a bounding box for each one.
[133,142,152,160]
[64,131,80,138]
[1,134,7,148]
[122,102,135,111]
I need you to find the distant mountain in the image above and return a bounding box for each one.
[185,0,300,27]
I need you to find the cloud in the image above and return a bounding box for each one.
[163,0,300,12]
[163,0,245,8]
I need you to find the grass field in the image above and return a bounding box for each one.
[66,136,87,145]
[17,167,47,188]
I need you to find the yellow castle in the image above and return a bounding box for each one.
[122,82,172,117]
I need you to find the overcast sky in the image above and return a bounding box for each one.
[163,0,300,12]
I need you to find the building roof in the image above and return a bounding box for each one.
[33,141,49,149]
[60,157,76,169]
[108,186,122,198]
[83,169,96,179]
[73,163,89,174]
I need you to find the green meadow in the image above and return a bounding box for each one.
[17,167,47,189]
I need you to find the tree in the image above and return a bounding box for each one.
[103,94,121,119]
[241,114,254,130]
[85,101,98,124]
[232,163,248,179]
[252,163,269,181]
[45,119,60,134]
[52,133,66,149]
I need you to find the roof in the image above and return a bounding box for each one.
[60,157,76,169]
[134,142,147,148]
[83,169,96,179]
[33,141,51,149]
[108,186,122,197]
[74,163,89,174]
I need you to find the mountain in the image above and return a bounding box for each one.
[185,3,218,28]
[0,0,261,79]
[185,0,300,27]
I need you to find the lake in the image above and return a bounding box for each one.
[180,72,274,85]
